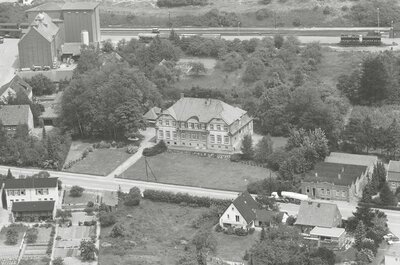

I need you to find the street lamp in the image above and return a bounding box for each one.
[237,21,241,36]
[377,8,380,29]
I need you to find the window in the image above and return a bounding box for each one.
[210,124,214,130]
[197,123,201,129]
[232,207,234,211]
[235,215,240,222]
[21,190,25,195]
[202,134,207,142]
[50,198,53,201]
[192,133,197,140]
[217,135,222,144]
[36,189,43,195]
[210,135,215,143]
[172,121,176,126]
[166,120,170,126]
[224,125,228,131]
[327,189,330,195]
[166,131,171,139]
[7,190,14,196]
[342,191,346,197]
[306,187,310,193]
[224,136,229,144]
[320,188,325,195]
[202,123,206,129]
[217,125,221,131]
[181,133,185,139]
[190,123,194,129]
[158,130,163,139]
[173,131,177,139]
[227,214,230,219]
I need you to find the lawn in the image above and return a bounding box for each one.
[63,189,101,205]
[65,148,130,176]
[213,230,259,262]
[99,200,210,265]
[120,152,274,191]
[63,141,94,166]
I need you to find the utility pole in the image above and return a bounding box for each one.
[237,21,241,36]
[274,12,277,29]
[377,8,380,29]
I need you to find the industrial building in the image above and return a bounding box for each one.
[19,1,100,69]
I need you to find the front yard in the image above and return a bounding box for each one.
[63,188,101,206]
[65,148,130,176]
[120,152,274,191]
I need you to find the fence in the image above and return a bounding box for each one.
[167,148,231,160]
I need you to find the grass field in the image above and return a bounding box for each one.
[120,152,273,191]
[99,200,209,265]
[63,189,100,205]
[65,148,130,176]
[213,230,258,262]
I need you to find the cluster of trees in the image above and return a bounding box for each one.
[350,0,400,27]
[250,225,335,265]
[346,205,389,264]
[157,0,207,7]
[0,124,71,170]
[0,3,28,23]
[337,52,400,105]
[24,74,56,96]
[362,162,398,206]
[172,9,240,27]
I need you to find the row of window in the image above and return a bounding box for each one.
[306,187,346,197]
[7,189,50,196]
[10,198,53,203]
[158,120,229,131]
[226,213,240,222]
[210,135,229,144]
[159,130,230,144]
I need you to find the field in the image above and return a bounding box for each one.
[120,152,273,191]
[0,224,28,263]
[99,0,358,27]
[99,200,209,265]
[65,148,130,176]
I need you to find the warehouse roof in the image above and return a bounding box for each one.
[62,2,99,10]
[0,105,32,127]
[12,201,55,212]
[304,162,367,186]
[388,160,400,182]
[4,177,58,189]
[161,97,247,125]
[295,201,341,228]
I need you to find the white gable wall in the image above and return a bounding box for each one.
[0,87,16,103]
[219,203,249,229]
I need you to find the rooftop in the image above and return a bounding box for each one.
[324,152,378,167]
[24,12,59,42]
[0,105,32,127]
[388,160,400,182]
[303,162,367,186]
[143,107,161,121]
[12,201,55,212]
[61,2,99,10]
[161,97,247,125]
[0,75,32,99]
[310,226,346,238]
[26,2,64,12]
[295,201,341,228]
[4,177,58,189]
[232,191,259,223]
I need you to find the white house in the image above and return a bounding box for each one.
[4,177,59,221]
[219,191,287,229]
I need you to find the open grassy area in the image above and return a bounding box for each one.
[99,200,209,265]
[120,152,274,191]
[65,148,130,176]
[63,189,100,205]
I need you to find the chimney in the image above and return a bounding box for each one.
[180,93,184,99]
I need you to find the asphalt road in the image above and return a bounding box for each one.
[1,165,400,237]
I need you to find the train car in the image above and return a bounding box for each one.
[339,34,360,46]
[271,191,309,204]
[361,35,382,46]
[138,32,169,43]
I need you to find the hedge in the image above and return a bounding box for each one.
[142,140,167,157]
[142,189,231,208]
[358,202,400,211]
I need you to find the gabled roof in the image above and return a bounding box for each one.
[325,152,378,167]
[12,201,55,212]
[310,226,345,238]
[61,2,99,10]
[295,201,341,228]
[388,160,400,182]
[231,191,259,223]
[4,177,58,189]
[26,2,64,12]
[143,107,161,121]
[161,97,247,125]
[29,12,59,42]
[0,75,32,98]
[303,162,367,186]
[0,105,32,127]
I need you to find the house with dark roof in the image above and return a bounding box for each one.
[0,75,33,103]
[4,177,59,221]
[156,94,253,152]
[295,201,342,232]
[0,105,34,136]
[300,162,369,202]
[219,191,286,229]
[143,106,161,126]
[388,160,400,193]
[18,12,64,69]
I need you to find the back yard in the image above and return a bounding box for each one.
[120,152,273,191]
[99,200,257,265]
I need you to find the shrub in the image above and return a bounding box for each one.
[97,141,111,149]
[26,228,38,243]
[69,186,84,197]
[99,212,116,227]
[215,224,223,232]
[248,228,255,234]
[224,227,235,235]
[82,149,89,158]
[323,6,332,15]
[292,18,301,27]
[234,228,248,236]
[5,228,18,245]
[84,207,94,216]
[126,145,139,154]
[87,201,94,208]
[53,257,64,265]
[255,8,270,20]
[142,140,167,157]
[230,153,242,162]
[83,220,96,226]
[124,187,142,206]
[110,223,126,238]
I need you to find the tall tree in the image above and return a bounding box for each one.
[241,134,254,160]
[355,220,367,250]
[379,182,397,206]
[24,74,56,96]
[359,55,389,104]
[254,135,274,163]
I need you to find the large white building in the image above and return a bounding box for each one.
[3,177,59,221]
[155,95,253,152]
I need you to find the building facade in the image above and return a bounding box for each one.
[0,105,34,136]
[387,160,400,193]
[4,177,59,211]
[155,96,253,152]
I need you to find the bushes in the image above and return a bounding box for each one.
[69,185,84,197]
[83,221,97,226]
[5,227,19,245]
[126,145,139,154]
[46,226,56,255]
[26,228,38,243]
[99,212,116,227]
[157,0,207,7]
[143,189,231,208]
[110,223,126,238]
[230,153,242,162]
[224,227,235,235]
[123,187,142,206]
[214,224,223,232]
[234,227,248,236]
[143,140,167,157]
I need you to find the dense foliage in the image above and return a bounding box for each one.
[157,0,207,7]
[24,74,56,96]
